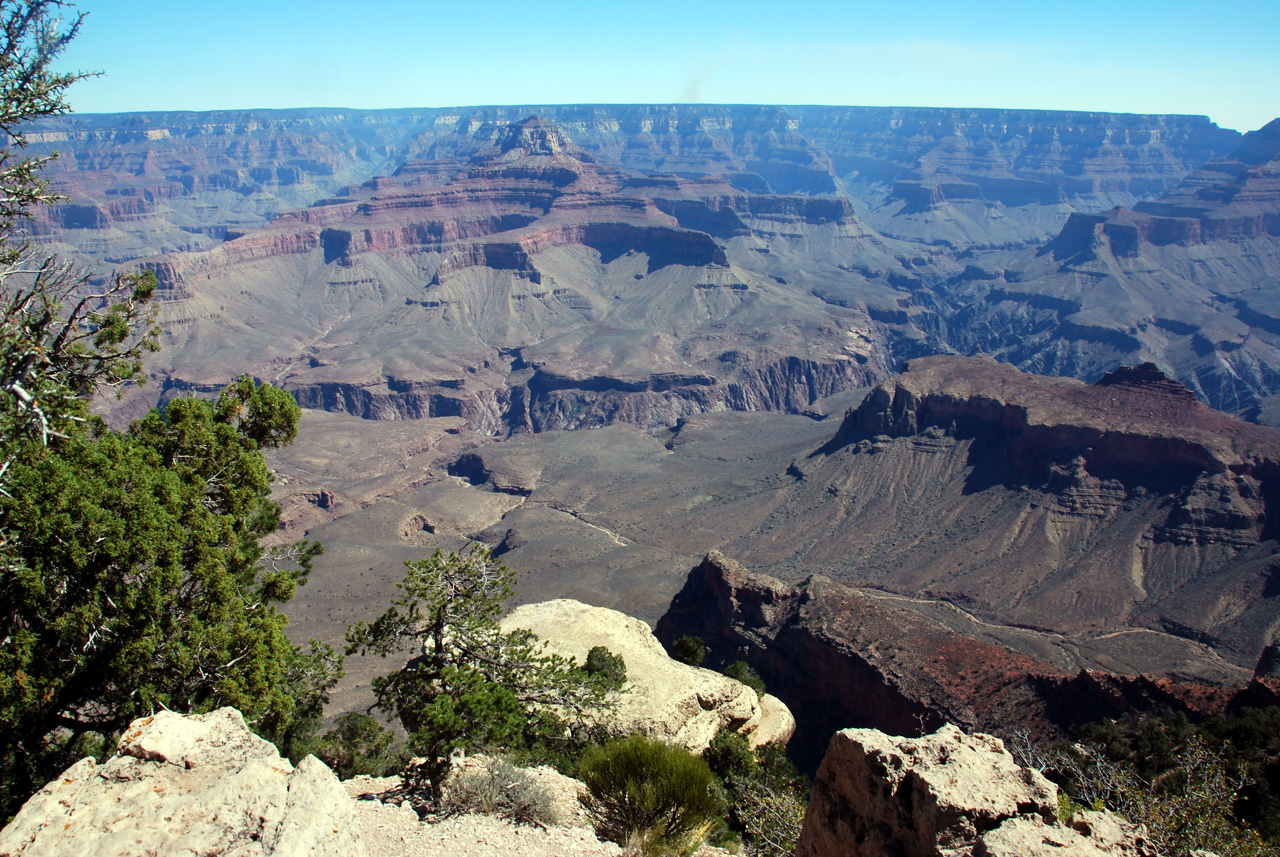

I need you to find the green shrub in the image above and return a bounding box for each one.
[671,635,706,667]
[723,661,767,698]
[703,726,810,856]
[297,712,408,779]
[578,734,724,856]
[446,757,558,827]
[586,646,627,687]
[704,729,756,782]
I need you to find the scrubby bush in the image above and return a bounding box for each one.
[1012,721,1280,857]
[578,734,724,856]
[704,728,809,857]
[1081,707,1280,844]
[724,660,767,698]
[446,757,559,827]
[586,645,627,687]
[671,635,706,667]
[296,712,408,779]
[736,780,807,857]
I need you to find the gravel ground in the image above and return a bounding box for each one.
[343,759,733,857]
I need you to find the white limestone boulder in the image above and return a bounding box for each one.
[501,598,794,753]
[0,708,364,857]
[795,724,1154,857]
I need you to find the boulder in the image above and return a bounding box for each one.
[0,708,364,857]
[794,724,1154,857]
[501,598,794,752]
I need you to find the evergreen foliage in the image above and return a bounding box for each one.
[578,734,725,857]
[704,728,809,857]
[724,660,767,697]
[0,3,341,819]
[0,379,341,818]
[671,635,705,667]
[296,712,408,780]
[347,545,626,804]
[586,645,627,687]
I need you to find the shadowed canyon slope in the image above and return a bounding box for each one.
[453,358,1280,674]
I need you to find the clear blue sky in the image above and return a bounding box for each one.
[56,0,1279,133]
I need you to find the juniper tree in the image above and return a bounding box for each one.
[347,545,625,804]
[0,1,342,821]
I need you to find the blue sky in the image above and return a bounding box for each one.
[56,0,1279,133]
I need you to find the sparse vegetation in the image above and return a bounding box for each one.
[346,545,626,805]
[578,734,726,857]
[671,635,706,667]
[445,757,559,827]
[724,660,767,698]
[704,728,810,857]
[1011,709,1280,857]
[295,712,408,779]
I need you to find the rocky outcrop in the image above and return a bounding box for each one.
[825,356,1280,547]
[795,725,1155,857]
[500,598,794,752]
[656,551,1242,771]
[0,708,363,857]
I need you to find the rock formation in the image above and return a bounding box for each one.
[655,550,1241,771]
[794,724,1155,856]
[29,105,1268,434]
[0,708,363,857]
[500,598,794,752]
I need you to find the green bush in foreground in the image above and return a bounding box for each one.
[295,712,408,780]
[578,734,724,857]
[704,728,810,857]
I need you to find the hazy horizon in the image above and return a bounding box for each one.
[56,1,1279,135]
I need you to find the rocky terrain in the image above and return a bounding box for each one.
[0,708,365,856]
[502,599,794,752]
[25,104,1268,431]
[0,707,1156,857]
[797,725,1155,856]
[655,551,1245,770]
[261,356,1280,724]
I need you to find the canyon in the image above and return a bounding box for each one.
[20,104,1280,737]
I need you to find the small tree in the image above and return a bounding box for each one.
[298,712,408,780]
[0,379,340,817]
[724,660,767,698]
[347,545,625,805]
[671,635,706,667]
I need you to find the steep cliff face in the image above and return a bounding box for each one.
[656,552,1243,772]
[31,105,1279,432]
[742,356,1280,664]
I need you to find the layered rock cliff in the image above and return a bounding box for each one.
[31,105,1280,428]
[706,356,1280,666]
[655,551,1240,771]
